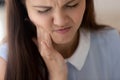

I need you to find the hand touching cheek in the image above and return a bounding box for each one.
[33,26,68,80]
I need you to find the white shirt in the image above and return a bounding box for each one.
[66,29,90,71]
[0,29,91,70]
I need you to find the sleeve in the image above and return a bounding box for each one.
[103,28,120,79]
[94,27,120,80]
[0,43,8,61]
[109,29,120,80]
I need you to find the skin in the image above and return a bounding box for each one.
[27,0,86,80]
[0,0,86,80]
[25,0,86,58]
[0,57,6,80]
[36,28,68,80]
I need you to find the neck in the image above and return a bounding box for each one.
[53,31,79,59]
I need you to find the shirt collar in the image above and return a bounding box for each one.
[65,29,90,71]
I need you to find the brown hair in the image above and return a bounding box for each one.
[81,0,106,30]
[5,0,105,80]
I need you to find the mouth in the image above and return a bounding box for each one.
[54,27,71,34]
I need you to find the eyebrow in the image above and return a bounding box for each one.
[66,0,76,4]
[32,0,76,8]
[32,5,51,8]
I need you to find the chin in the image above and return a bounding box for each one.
[52,37,72,45]
[51,31,77,45]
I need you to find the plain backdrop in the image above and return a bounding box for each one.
[94,0,120,30]
[0,0,120,41]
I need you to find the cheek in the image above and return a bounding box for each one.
[70,3,86,28]
[75,11,85,25]
[74,10,85,27]
[28,13,52,32]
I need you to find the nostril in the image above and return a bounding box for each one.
[53,16,70,27]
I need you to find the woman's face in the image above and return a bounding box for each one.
[25,0,86,44]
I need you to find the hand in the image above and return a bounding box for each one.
[33,26,68,80]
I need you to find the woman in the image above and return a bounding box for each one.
[0,0,120,80]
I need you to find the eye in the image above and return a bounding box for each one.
[66,3,79,8]
[37,8,51,13]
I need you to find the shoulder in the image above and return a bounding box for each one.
[89,26,120,61]
[0,57,6,80]
[0,43,8,61]
[90,27,120,53]
[91,26,120,38]
[90,27,120,47]
[89,27,120,77]
[0,44,7,80]
[89,26,120,52]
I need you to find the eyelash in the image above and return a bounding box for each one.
[37,3,79,14]
[37,8,51,13]
[66,3,79,8]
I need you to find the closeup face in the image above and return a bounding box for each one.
[25,0,86,45]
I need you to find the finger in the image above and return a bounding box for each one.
[41,41,65,65]
[40,41,56,71]
[40,41,62,73]
[36,26,41,49]
[36,26,45,51]
[37,26,54,50]
[36,26,55,59]
[41,41,54,60]
[44,32,53,48]
[40,41,67,77]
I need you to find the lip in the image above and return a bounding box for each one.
[54,27,71,34]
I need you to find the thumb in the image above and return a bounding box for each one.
[40,41,68,80]
[40,41,55,60]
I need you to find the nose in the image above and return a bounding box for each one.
[52,11,69,27]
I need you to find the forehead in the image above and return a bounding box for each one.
[27,0,75,6]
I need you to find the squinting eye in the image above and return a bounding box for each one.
[66,3,79,8]
[37,8,51,13]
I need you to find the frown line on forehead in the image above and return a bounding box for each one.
[29,0,76,6]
